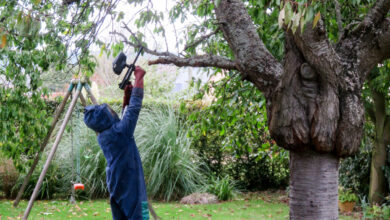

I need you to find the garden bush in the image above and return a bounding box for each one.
[339,123,374,199]
[0,156,19,198]
[186,74,289,191]
[206,175,237,201]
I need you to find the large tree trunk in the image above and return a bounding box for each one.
[290,150,339,220]
[369,90,390,204]
[143,0,390,219]
[268,33,363,219]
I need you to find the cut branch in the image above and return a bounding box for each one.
[183,28,220,51]
[148,54,237,70]
[215,0,283,97]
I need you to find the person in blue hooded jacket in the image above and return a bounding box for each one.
[84,66,149,220]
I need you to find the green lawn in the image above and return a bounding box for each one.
[0,192,359,219]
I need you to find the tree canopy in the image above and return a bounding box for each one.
[0,0,118,169]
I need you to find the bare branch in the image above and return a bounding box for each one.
[112,28,236,70]
[215,0,283,97]
[121,22,143,46]
[183,28,220,51]
[110,30,176,57]
[334,0,343,41]
[148,54,237,70]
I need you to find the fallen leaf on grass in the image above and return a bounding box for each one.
[41,212,52,216]
[93,212,99,216]
[190,214,195,217]
[178,209,183,212]
[202,214,211,217]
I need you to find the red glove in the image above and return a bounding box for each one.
[134,66,146,88]
[122,82,133,108]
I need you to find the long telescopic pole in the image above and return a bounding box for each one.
[13,83,74,207]
[23,82,82,220]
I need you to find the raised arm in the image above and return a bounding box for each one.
[119,66,146,136]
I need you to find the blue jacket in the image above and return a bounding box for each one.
[84,88,149,219]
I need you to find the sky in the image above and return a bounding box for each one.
[95,0,209,93]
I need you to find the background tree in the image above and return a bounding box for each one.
[365,61,390,204]
[109,0,390,219]
[0,0,119,207]
[0,0,119,167]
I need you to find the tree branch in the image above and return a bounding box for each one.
[377,18,390,60]
[148,54,237,70]
[110,30,176,57]
[356,18,390,76]
[111,28,236,70]
[359,0,390,29]
[183,28,220,51]
[292,20,342,88]
[215,0,283,97]
[334,0,343,41]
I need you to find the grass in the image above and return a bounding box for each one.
[135,106,205,201]
[0,191,358,219]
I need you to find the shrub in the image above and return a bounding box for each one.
[135,105,206,201]
[361,197,390,219]
[186,74,289,191]
[206,176,237,201]
[339,123,373,198]
[339,187,358,203]
[13,158,66,200]
[0,156,19,198]
[188,103,289,191]
[12,104,108,200]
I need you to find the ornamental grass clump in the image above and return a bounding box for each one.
[206,175,237,201]
[135,105,206,201]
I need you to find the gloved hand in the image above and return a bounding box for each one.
[122,82,133,108]
[134,66,146,88]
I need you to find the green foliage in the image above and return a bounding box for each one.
[361,198,390,219]
[0,0,118,170]
[339,187,358,203]
[206,176,237,201]
[10,104,107,200]
[135,105,206,201]
[187,73,289,191]
[339,122,373,198]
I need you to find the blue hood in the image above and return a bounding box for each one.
[84,104,119,133]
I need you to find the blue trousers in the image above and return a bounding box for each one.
[110,197,129,220]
